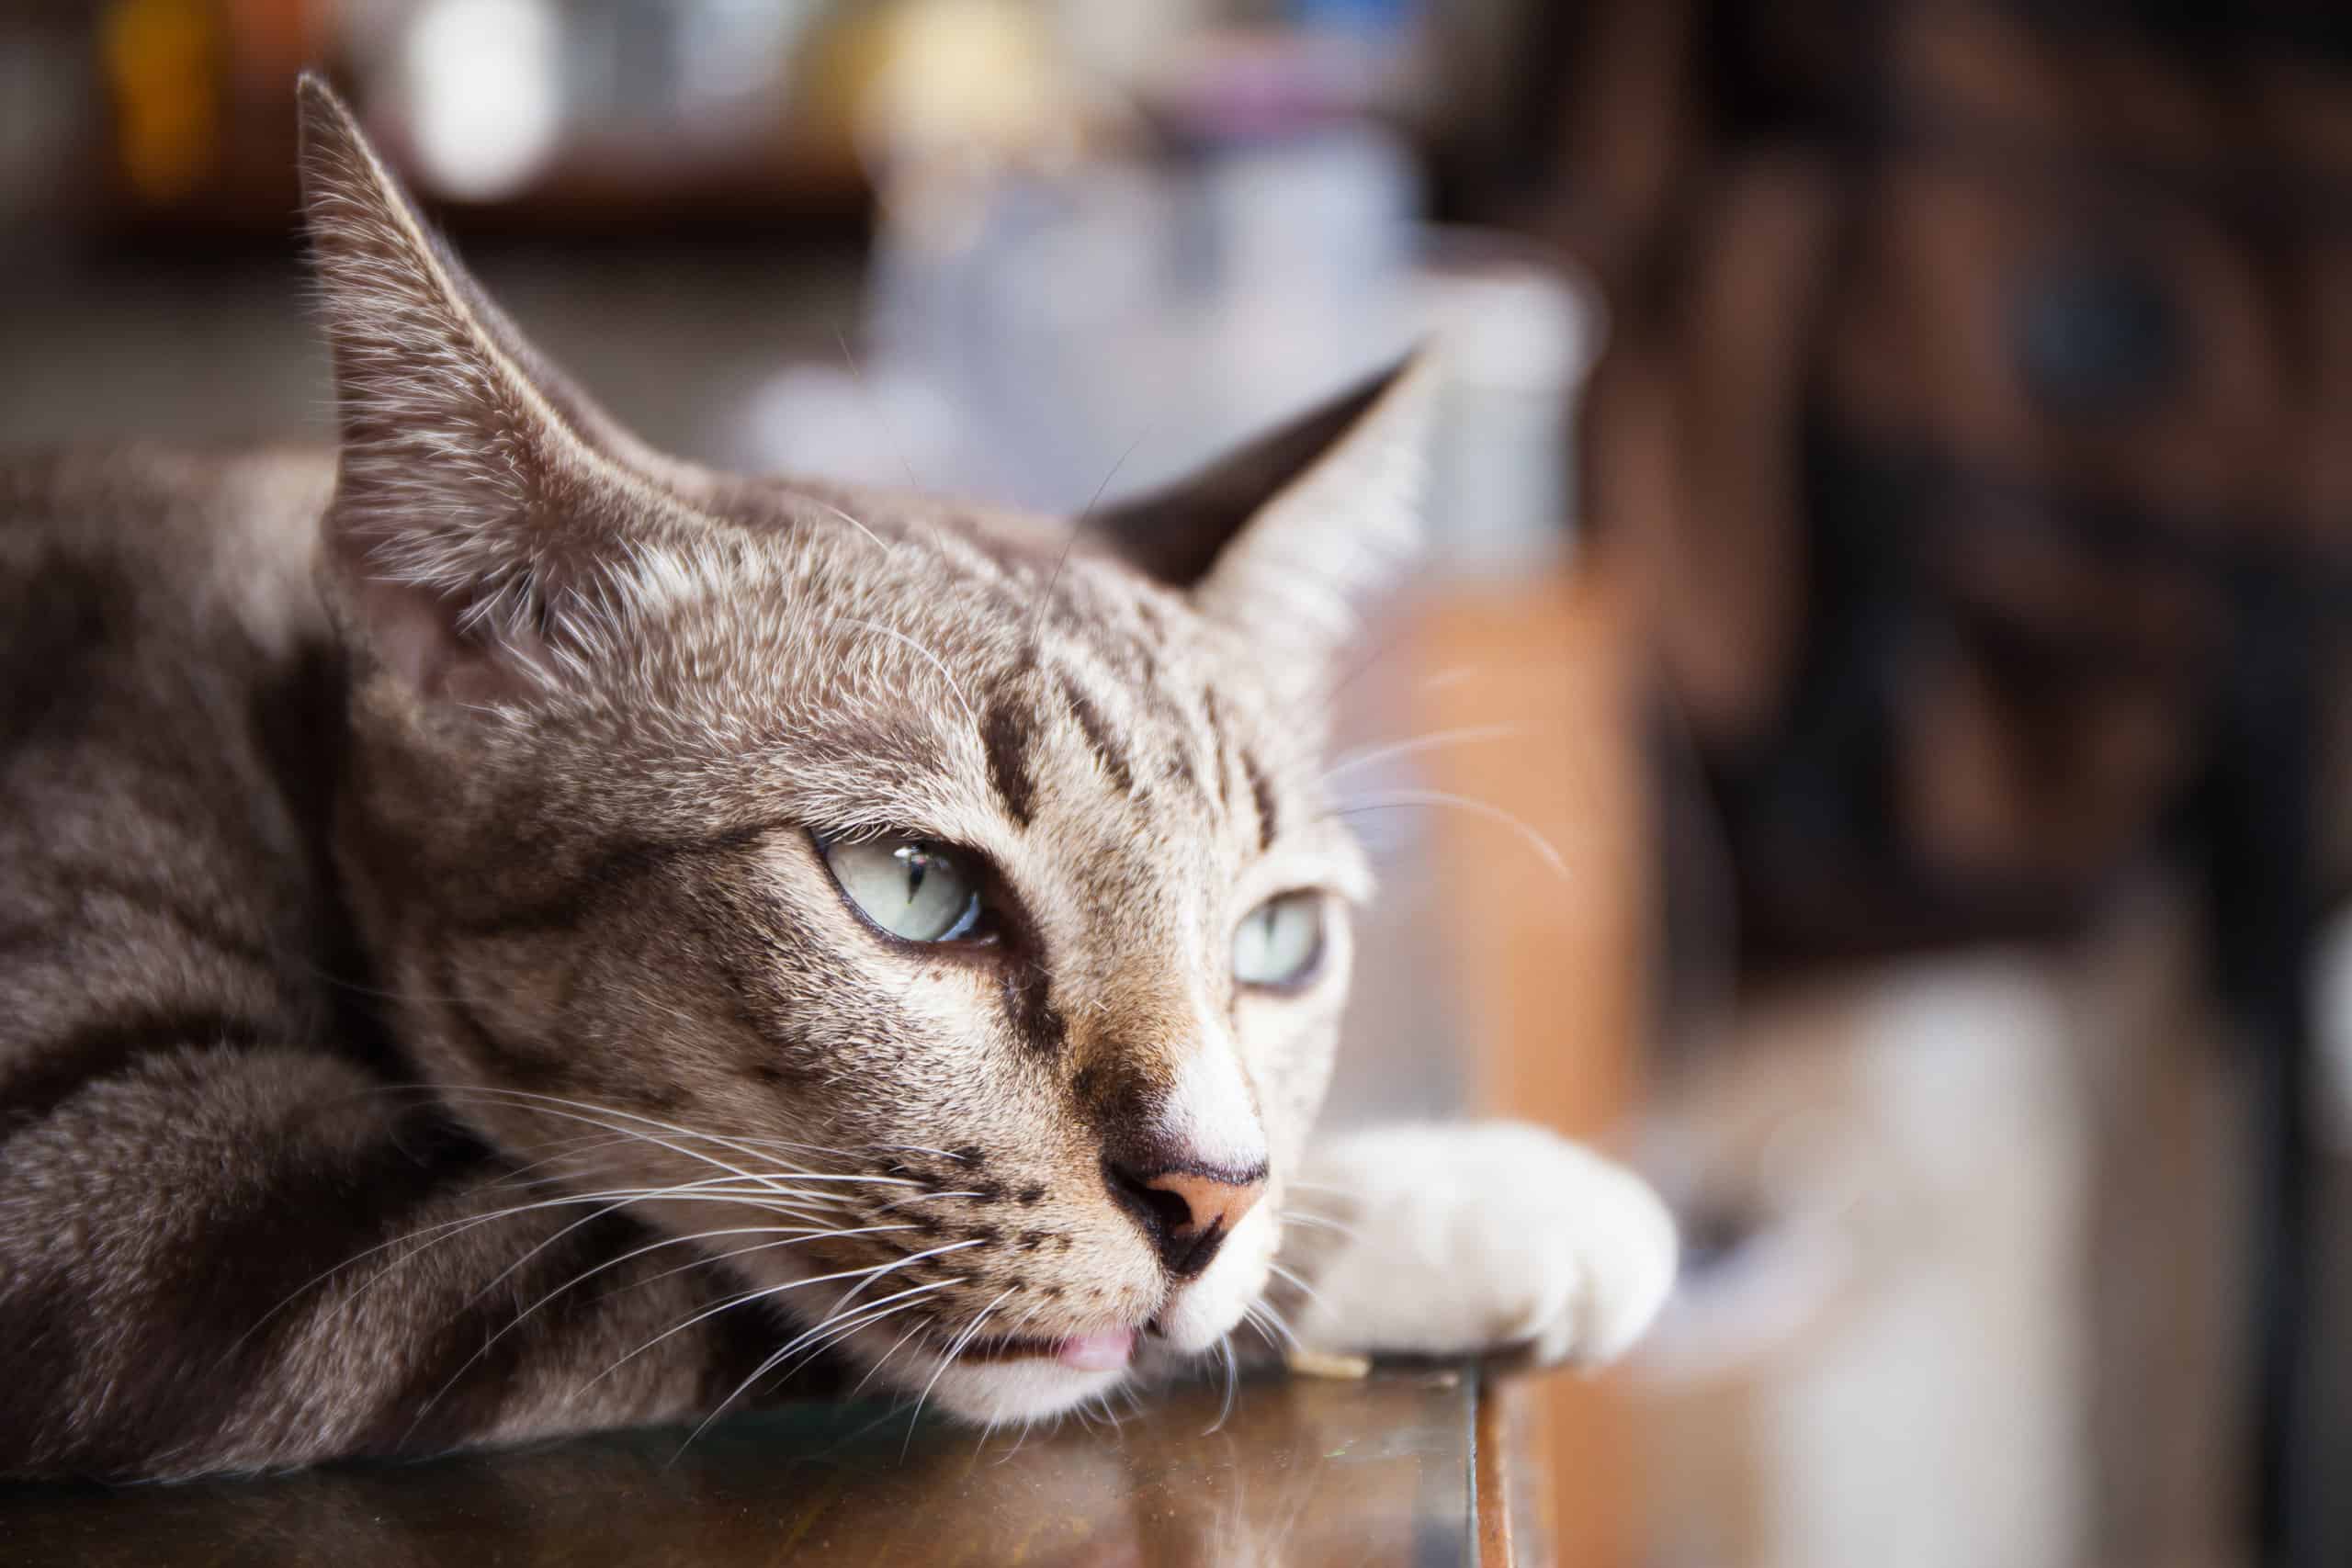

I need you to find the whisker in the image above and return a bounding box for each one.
[831,321,924,494]
[673,1280,962,1459]
[993,1413,1039,1466]
[838,617,981,731]
[1266,1259,1325,1307]
[420,1098,825,1198]
[418,1090,884,1189]
[772,1277,966,1375]
[417,1084,887,1182]
[1030,423,1150,646]
[1276,1208,1358,1241]
[1245,1299,1301,1353]
[805,497,889,554]
[225,1168,832,1365]
[401,1221,881,1438]
[1205,1336,1240,1435]
[901,1289,1013,1455]
[628,1223,920,1289]
[1320,723,1529,782]
[1328,622,1416,702]
[845,1316,934,1402]
[588,1238,985,1387]
[757,1290,956,1411]
[1326,788,1569,880]
[871,1189,987,1213]
[435,1172,833,1330]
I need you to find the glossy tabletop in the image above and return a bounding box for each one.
[1,1367,1503,1567]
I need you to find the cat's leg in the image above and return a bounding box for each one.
[0,1043,786,1481]
[1273,1121,1677,1368]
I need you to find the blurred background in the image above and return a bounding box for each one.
[6,1,2352,1563]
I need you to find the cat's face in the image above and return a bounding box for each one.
[301,83,1430,1425]
[341,502,1377,1421]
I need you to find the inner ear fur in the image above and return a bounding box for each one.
[296,73,696,700]
[1092,366,1409,589]
[1094,355,1440,684]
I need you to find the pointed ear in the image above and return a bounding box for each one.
[298,74,679,702]
[1093,355,1440,683]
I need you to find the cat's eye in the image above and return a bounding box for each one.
[1233,891,1325,989]
[821,837,989,944]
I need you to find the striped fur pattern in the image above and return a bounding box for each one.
[0,81,1674,1482]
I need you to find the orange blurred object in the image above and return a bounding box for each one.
[102,0,222,202]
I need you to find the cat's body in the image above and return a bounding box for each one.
[0,82,1675,1483]
[1,445,822,1476]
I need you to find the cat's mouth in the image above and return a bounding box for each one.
[926,1325,1137,1371]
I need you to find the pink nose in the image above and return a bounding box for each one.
[1146,1168,1267,1239]
[1107,1156,1268,1277]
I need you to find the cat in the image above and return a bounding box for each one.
[0,77,1676,1482]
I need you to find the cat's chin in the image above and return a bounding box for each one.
[905,1352,1139,1427]
[1146,1201,1283,1357]
[817,1207,1284,1425]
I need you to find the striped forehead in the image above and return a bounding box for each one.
[649,498,1313,852]
[969,644,1287,856]
[910,553,1264,828]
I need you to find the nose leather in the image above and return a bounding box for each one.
[1146,1168,1266,1243]
[1105,1156,1268,1277]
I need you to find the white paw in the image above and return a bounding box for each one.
[1283,1121,1678,1367]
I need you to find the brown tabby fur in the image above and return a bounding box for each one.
[0,81,1439,1480]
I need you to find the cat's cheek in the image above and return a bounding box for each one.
[1148,1201,1280,1355]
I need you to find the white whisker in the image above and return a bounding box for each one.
[872,1189,987,1213]
[1205,1335,1240,1435]
[1329,787,1569,880]
[589,1237,985,1388]
[805,498,888,553]
[876,1143,972,1164]
[901,1288,1013,1454]
[424,1085,889,1188]
[1244,1299,1300,1354]
[1276,1208,1358,1241]
[845,1316,934,1402]
[840,618,979,731]
[403,1221,879,1437]
[1267,1259,1324,1307]
[1321,723,1528,782]
[674,1280,962,1457]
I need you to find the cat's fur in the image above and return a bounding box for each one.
[0,80,1676,1482]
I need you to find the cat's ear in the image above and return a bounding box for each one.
[1094,355,1440,681]
[298,74,677,702]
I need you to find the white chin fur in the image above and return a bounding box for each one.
[840,1205,1281,1427]
[1151,1201,1278,1353]
[903,1356,1133,1426]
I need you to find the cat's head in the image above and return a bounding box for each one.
[300,79,1434,1425]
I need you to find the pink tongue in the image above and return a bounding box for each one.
[1057,1329,1136,1371]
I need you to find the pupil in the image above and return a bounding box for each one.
[899,846,929,900]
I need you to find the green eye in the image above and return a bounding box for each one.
[822,837,988,943]
[1233,891,1325,988]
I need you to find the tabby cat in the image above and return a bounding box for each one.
[0,79,1676,1481]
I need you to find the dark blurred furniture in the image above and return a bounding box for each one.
[1528,3,2352,1563]
[0,1368,1555,1567]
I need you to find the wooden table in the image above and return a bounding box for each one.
[0,1368,1556,1566]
